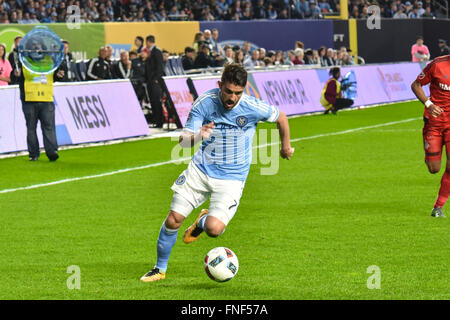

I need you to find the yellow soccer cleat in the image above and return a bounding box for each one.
[183,209,208,244]
[140,267,166,282]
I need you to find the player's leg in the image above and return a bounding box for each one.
[141,163,209,281]
[187,178,245,239]
[423,120,443,174]
[39,102,59,161]
[140,195,195,283]
[331,98,354,114]
[22,102,40,160]
[423,122,447,217]
[431,130,450,218]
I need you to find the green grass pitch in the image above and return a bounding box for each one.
[0,101,448,300]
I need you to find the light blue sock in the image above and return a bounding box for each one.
[198,215,207,230]
[155,222,178,273]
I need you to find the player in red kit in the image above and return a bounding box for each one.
[411,55,450,218]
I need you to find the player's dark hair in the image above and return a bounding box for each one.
[221,63,247,87]
[136,36,144,43]
[329,67,340,78]
[146,35,155,43]
[185,46,195,54]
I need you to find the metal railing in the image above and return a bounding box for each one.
[433,0,449,19]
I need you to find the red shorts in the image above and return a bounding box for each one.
[423,115,450,162]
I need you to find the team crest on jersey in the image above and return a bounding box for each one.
[418,72,425,79]
[236,116,248,128]
[175,175,186,185]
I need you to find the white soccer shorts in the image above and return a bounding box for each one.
[170,161,245,226]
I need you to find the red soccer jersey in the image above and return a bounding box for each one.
[417,55,450,109]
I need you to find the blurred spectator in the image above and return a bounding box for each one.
[87,47,112,80]
[253,0,267,19]
[182,46,196,70]
[263,57,273,66]
[293,48,304,65]
[312,49,321,66]
[129,50,138,60]
[304,49,315,65]
[421,6,435,18]
[393,5,407,18]
[105,45,113,64]
[203,29,214,51]
[267,4,277,19]
[193,32,204,53]
[417,1,426,16]
[325,48,336,66]
[404,1,413,15]
[295,41,305,50]
[259,47,266,61]
[286,50,296,66]
[134,36,144,53]
[295,0,311,18]
[130,48,149,103]
[0,44,12,86]
[194,43,214,68]
[275,50,286,65]
[306,0,321,19]
[224,45,235,64]
[438,39,450,56]
[318,46,327,66]
[408,5,420,18]
[234,49,245,65]
[411,36,430,62]
[318,0,332,13]
[7,35,22,84]
[341,52,355,65]
[242,41,251,61]
[210,28,224,56]
[244,49,262,68]
[112,50,131,79]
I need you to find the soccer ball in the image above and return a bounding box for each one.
[204,247,239,282]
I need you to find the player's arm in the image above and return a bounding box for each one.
[276,111,294,160]
[179,122,215,148]
[411,79,442,118]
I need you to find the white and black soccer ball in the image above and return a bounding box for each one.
[204,247,239,282]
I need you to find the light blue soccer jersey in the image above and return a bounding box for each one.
[184,88,280,181]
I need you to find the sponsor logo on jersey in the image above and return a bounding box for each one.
[439,82,450,91]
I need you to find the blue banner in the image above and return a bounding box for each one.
[199,20,334,51]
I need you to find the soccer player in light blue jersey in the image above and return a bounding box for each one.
[141,63,294,282]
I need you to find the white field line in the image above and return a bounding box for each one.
[0,117,421,195]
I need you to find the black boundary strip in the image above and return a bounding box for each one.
[0,300,447,318]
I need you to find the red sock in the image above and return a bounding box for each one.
[434,169,450,208]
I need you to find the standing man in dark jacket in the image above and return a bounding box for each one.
[145,35,164,128]
[56,40,77,82]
